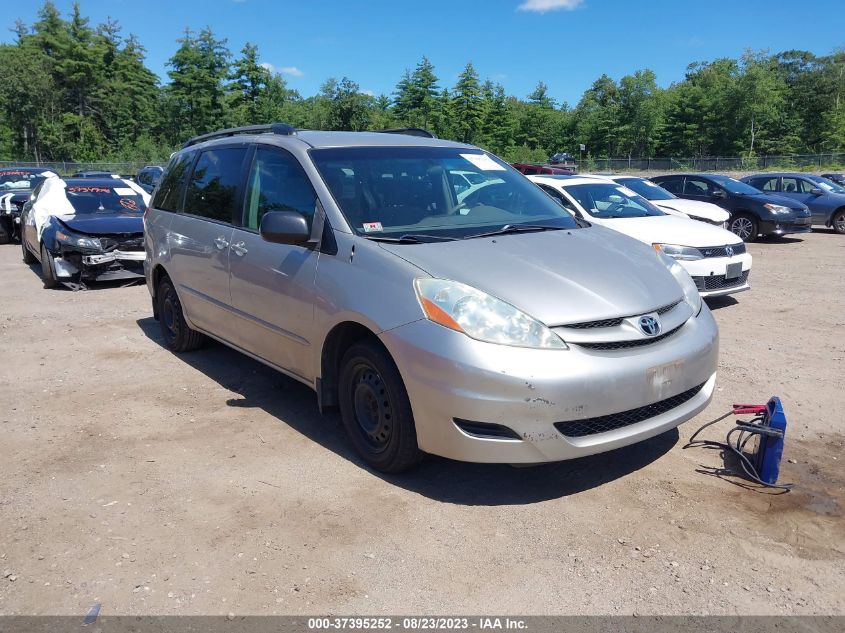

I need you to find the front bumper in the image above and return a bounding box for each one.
[379,307,719,464]
[52,249,145,282]
[759,217,812,236]
[681,253,752,298]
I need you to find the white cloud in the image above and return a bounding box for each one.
[260,62,303,77]
[362,89,375,97]
[517,0,584,13]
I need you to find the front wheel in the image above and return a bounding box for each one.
[40,244,59,289]
[729,213,758,242]
[156,276,205,352]
[338,341,422,473]
[832,209,845,235]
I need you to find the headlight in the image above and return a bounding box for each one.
[658,253,702,315]
[414,278,567,349]
[653,243,704,261]
[56,230,102,250]
[763,203,791,215]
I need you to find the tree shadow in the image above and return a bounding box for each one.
[137,316,680,506]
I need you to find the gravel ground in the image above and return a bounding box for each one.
[0,230,843,617]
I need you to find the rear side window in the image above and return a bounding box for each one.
[684,178,715,196]
[750,177,777,191]
[184,147,248,223]
[153,152,194,212]
[657,177,683,195]
[243,147,317,231]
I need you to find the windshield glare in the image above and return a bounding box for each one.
[616,177,676,201]
[564,183,665,219]
[709,175,760,195]
[66,186,146,214]
[311,147,579,240]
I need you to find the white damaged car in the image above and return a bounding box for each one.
[531,175,751,298]
[605,175,730,227]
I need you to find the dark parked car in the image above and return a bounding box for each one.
[20,178,148,288]
[512,163,576,176]
[136,165,163,193]
[0,167,58,243]
[650,173,811,242]
[821,173,845,186]
[741,173,845,234]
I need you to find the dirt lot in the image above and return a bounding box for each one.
[0,230,843,617]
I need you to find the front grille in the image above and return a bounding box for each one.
[574,323,684,350]
[699,243,746,258]
[562,299,681,329]
[554,381,707,438]
[99,234,144,252]
[694,270,749,291]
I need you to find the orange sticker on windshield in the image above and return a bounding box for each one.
[119,197,139,211]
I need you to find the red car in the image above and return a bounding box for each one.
[511,163,576,176]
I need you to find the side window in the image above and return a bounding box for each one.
[684,178,714,197]
[153,152,194,212]
[540,185,579,216]
[523,166,540,175]
[184,147,248,223]
[799,179,819,193]
[243,147,317,231]
[754,177,778,191]
[658,178,682,195]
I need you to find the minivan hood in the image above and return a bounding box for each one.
[598,214,741,248]
[652,198,729,222]
[378,226,684,327]
[59,213,144,235]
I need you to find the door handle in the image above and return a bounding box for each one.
[213,236,229,250]
[230,241,248,256]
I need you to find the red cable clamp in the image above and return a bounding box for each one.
[732,404,767,415]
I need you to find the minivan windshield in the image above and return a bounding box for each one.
[615,177,676,201]
[311,147,579,240]
[563,182,665,219]
[708,175,762,195]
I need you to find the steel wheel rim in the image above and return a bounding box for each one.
[350,364,392,453]
[835,213,845,232]
[731,217,753,240]
[162,288,179,342]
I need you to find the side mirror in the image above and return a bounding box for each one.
[259,211,310,245]
[711,189,727,199]
[810,188,823,196]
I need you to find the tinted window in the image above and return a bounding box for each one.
[153,152,194,212]
[684,178,717,197]
[708,174,761,195]
[656,177,683,195]
[184,147,248,223]
[798,179,820,193]
[750,177,778,191]
[0,170,49,191]
[616,177,675,200]
[243,147,317,231]
[782,177,802,193]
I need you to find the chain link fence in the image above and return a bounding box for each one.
[0,160,159,176]
[578,153,845,174]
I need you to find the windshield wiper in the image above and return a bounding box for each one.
[362,233,459,244]
[466,224,564,239]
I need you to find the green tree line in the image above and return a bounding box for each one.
[1,1,843,164]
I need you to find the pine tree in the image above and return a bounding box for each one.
[452,62,483,143]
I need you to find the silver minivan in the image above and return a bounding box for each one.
[144,124,719,472]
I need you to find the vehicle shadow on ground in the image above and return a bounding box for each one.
[137,316,679,506]
[757,235,804,244]
[705,296,738,311]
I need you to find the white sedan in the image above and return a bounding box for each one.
[602,175,730,226]
[530,175,751,298]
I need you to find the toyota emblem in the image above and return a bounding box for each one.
[638,315,661,336]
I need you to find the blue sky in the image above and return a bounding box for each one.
[4,0,844,105]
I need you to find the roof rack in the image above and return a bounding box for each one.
[378,128,436,139]
[182,123,296,148]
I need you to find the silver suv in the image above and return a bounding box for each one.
[144,124,718,472]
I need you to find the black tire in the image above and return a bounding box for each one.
[729,213,758,242]
[832,209,845,235]
[21,236,36,264]
[0,220,10,245]
[338,341,422,473]
[40,243,59,289]
[156,276,205,352]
